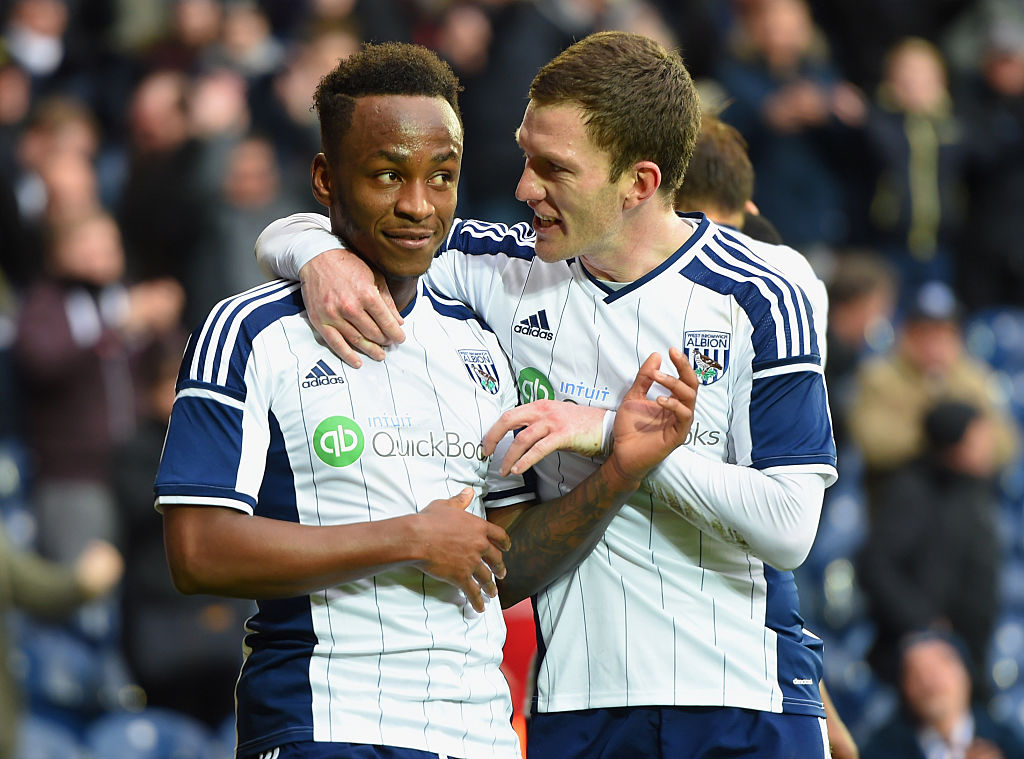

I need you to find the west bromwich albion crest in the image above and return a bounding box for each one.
[683,330,730,385]
[458,349,500,394]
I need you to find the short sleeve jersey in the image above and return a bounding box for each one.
[154,279,529,759]
[424,213,838,717]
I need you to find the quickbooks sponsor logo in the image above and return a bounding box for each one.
[518,367,555,402]
[684,421,721,447]
[514,310,553,340]
[303,359,345,388]
[372,430,485,460]
[313,416,364,467]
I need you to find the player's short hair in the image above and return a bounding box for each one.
[674,112,753,216]
[314,41,463,165]
[529,31,701,198]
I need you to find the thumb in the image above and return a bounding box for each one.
[453,487,474,509]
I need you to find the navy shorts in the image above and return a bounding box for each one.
[527,706,828,759]
[242,743,461,759]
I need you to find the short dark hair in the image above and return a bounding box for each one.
[314,42,463,165]
[826,250,897,306]
[529,31,701,198]
[674,112,753,216]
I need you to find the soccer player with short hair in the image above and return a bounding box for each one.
[157,41,696,759]
[255,32,837,759]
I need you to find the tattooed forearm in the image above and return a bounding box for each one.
[497,462,638,608]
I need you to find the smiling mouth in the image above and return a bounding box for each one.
[384,230,436,248]
[533,214,560,230]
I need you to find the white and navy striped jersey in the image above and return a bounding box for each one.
[154,279,529,759]
[724,226,830,366]
[421,212,838,716]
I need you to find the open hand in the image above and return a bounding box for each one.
[606,348,698,489]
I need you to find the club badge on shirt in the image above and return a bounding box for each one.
[458,349,500,394]
[683,330,730,385]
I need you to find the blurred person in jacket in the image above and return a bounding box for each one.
[847,279,1017,499]
[862,631,1024,759]
[14,209,182,562]
[0,527,122,759]
[857,400,1003,694]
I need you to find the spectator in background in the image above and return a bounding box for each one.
[848,279,1018,498]
[452,0,590,224]
[863,37,969,304]
[1,0,72,93]
[807,0,974,92]
[956,21,1024,310]
[857,400,1003,694]
[0,61,32,177]
[861,631,1024,759]
[112,330,250,728]
[190,133,305,320]
[248,23,360,205]
[0,0,134,137]
[14,210,183,562]
[141,0,224,74]
[210,0,285,82]
[9,96,106,282]
[187,67,252,194]
[822,251,898,453]
[116,69,213,322]
[716,0,866,251]
[0,526,123,759]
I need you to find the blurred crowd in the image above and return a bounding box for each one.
[4,0,1024,756]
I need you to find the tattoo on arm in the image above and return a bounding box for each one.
[498,465,634,607]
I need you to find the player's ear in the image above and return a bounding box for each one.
[311,153,333,207]
[622,160,661,210]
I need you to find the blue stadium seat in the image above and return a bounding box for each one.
[84,708,219,759]
[988,684,1024,744]
[1000,558,1024,613]
[13,621,108,717]
[965,307,1024,372]
[12,714,85,759]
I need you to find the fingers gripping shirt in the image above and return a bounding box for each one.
[154,279,528,759]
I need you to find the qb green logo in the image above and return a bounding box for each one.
[517,367,555,402]
[313,416,364,467]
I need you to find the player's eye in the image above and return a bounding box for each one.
[427,172,454,188]
[376,170,401,184]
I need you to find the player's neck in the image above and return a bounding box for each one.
[389,277,419,313]
[581,208,695,283]
[702,207,744,229]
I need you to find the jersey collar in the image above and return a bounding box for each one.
[578,212,711,303]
